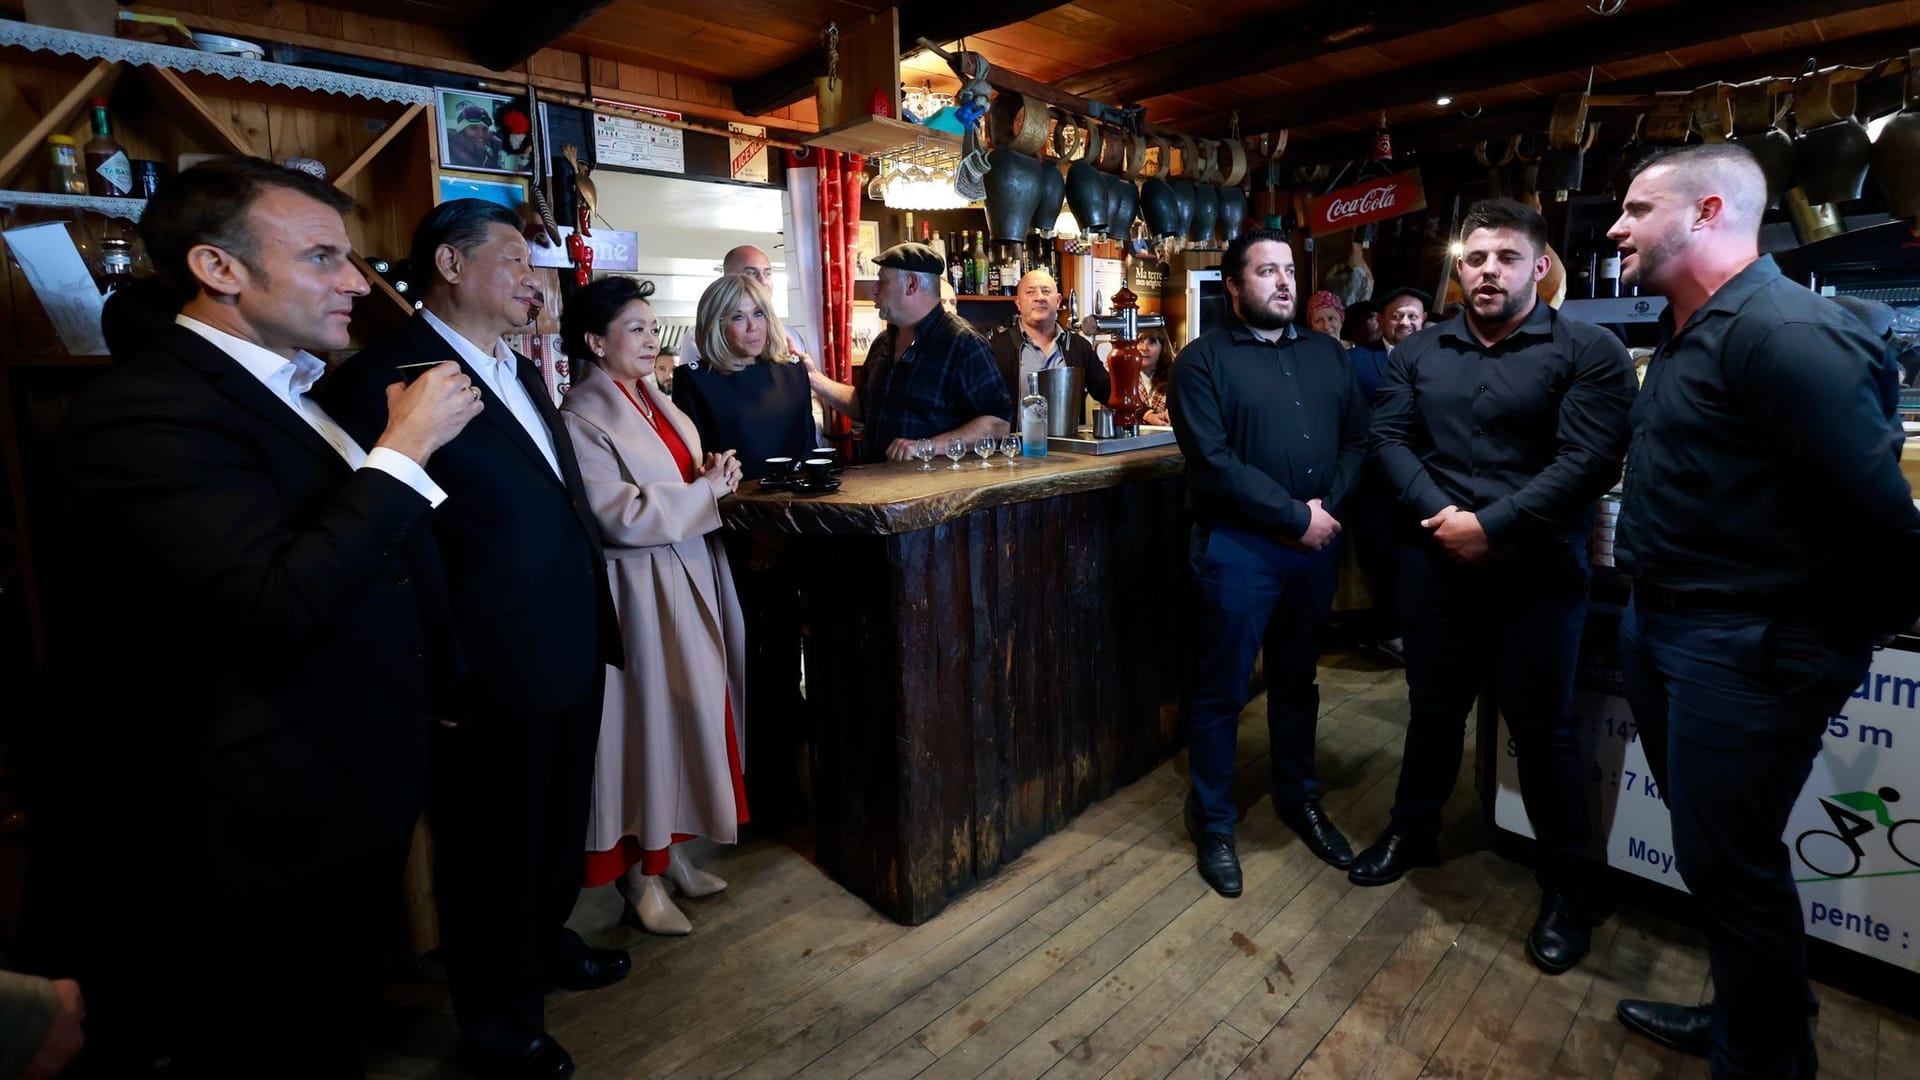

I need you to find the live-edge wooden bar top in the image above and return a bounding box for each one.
[723,445,1185,536]
[722,445,1192,924]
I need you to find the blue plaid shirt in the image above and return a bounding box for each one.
[857,306,1012,462]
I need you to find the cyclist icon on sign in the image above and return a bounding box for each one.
[1795,787,1920,878]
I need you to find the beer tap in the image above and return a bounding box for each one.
[1092,286,1164,434]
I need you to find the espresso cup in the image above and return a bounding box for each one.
[811,446,842,471]
[802,458,834,486]
[764,456,795,480]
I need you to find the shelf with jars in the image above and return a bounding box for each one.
[0,27,441,364]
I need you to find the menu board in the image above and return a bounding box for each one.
[592,106,685,174]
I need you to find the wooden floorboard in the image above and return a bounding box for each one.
[366,654,1917,1079]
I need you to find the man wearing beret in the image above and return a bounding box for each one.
[808,243,1011,461]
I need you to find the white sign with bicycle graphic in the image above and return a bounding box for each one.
[1494,646,1918,972]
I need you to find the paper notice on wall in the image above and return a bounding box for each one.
[729,122,768,184]
[1091,258,1124,313]
[3,222,106,355]
[593,106,685,174]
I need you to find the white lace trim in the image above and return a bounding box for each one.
[0,20,434,105]
[0,191,146,220]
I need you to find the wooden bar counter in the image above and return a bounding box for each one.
[725,447,1192,924]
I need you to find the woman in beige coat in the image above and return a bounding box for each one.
[558,276,748,936]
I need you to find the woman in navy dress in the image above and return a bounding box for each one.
[672,274,816,480]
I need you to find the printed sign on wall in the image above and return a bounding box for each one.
[728,122,769,184]
[1494,624,1918,972]
[1306,169,1427,237]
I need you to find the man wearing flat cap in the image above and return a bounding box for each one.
[808,242,1011,462]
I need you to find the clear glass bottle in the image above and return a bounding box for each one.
[1020,371,1049,457]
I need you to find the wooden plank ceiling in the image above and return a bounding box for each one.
[545,0,1920,154]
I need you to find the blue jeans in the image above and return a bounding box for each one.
[1392,540,1592,896]
[1187,524,1339,835]
[1619,598,1872,1080]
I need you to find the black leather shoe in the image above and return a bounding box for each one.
[1527,892,1591,974]
[1275,799,1354,868]
[1616,999,1710,1057]
[1193,831,1243,897]
[549,946,632,991]
[1346,828,1439,886]
[466,1033,577,1079]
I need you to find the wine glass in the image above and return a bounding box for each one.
[1000,434,1021,465]
[913,440,936,471]
[973,437,996,468]
[945,436,967,470]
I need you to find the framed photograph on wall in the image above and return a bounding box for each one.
[436,88,536,175]
[853,219,880,281]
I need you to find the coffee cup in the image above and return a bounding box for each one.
[802,458,835,486]
[763,456,795,480]
[811,446,842,471]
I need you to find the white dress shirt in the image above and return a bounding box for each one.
[175,315,446,507]
[421,307,561,479]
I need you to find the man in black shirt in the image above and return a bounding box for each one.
[1169,227,1370,898]
[1356,200,1635,978]
[1605,145,1920,1077]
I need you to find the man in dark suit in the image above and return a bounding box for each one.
[48,156,481,1076]
[321,200,627,1080]
[986,268,1109,418]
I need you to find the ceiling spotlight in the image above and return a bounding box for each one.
[1435,96,1454,107]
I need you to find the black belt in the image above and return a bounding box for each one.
[1632,581,1785,615]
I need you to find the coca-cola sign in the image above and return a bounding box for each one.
[1307,169,1428,237]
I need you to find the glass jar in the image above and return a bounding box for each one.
[49,135,85,195]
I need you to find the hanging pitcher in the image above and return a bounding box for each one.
[1870,49,1920,231]
[1793,70,1871,204]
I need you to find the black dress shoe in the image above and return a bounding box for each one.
[1193,831,1243,898]
[1346,828,1439,886]
[1184,795,1242,897]
[466,1033,577,1079]
[1275,799,1355,868]
[1527,892,1591,974]
[549,946,632,991]
[1616,999,1710,1057]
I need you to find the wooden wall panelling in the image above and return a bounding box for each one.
[0,61,122,190]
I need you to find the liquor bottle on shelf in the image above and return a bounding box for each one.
[1001,245,1021,295]
[1567,229,1595,300]
[1596,239,1622,299]
[923,220,944,263]
[986,244,1002,294]
[947,233,965,294]
[971,231,988,295]
[85,98,132,198]
[1020,372,1049,457]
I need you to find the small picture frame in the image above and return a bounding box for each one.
[437,174,527,210]
[437,88,536,176]
[853,220,880,281]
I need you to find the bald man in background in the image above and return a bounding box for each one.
[987,268,1109,419]
[679,245,811,367]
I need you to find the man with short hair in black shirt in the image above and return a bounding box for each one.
[1169,226,1370,898]
[1355,199,1635,979]
[1605,144,1920,1078]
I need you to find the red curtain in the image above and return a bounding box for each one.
[813,149,864,439]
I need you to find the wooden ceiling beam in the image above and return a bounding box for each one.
[731,0,1068,120]
[470,0,618,72]
[1193,0,1881,139]
[1056,0,1539,106]
[1273,28,1912,168]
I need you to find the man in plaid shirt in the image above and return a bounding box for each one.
[808,243,1011,462]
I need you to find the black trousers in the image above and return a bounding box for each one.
[1620,599,1872,1079]
[1391,540,1592,896]
[431,681,604,1044]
